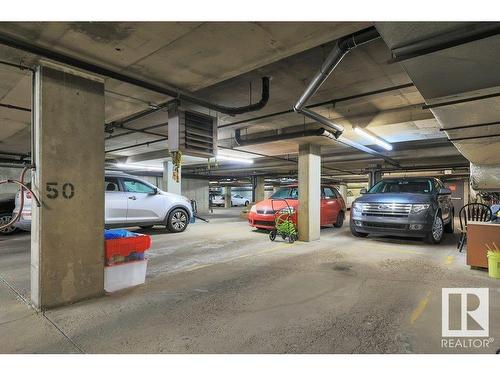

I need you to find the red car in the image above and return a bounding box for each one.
[248,185,346,230]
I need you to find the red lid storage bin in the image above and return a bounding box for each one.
[105,234,152,266]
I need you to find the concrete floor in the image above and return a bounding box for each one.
[1,208,499,354]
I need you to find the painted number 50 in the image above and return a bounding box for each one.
[46,182,75,199]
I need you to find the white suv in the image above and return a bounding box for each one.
[13,171,193,233]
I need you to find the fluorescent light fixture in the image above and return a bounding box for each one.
[216,154,254,164]
[353,127,393,151]
[115,163,163,172]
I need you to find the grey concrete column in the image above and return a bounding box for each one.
[298,143,321,242]
[338,183,348,202]
[368,169,382,188]
[31,65,105,309]
[254,176,265,202]
[224,186,232,208]
[163,161,181,195]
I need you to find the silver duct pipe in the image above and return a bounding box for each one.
[293,26,381,137]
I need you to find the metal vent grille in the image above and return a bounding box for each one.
[168,105,217,158]
[184,111,216,156]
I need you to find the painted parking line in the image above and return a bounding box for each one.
[444,255,454,265]
[410,291,432,324]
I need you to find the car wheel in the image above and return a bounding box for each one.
[444,211,454,233]
[166,209,189,233]
[140,225,154,229]
[350,225,368,238]
[245,201,249,207]
[334,211,345,228]
[426,214,444,244]
[269,231,276,241]
[0,213,18,235]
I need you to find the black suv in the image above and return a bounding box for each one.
[350,177,454,243]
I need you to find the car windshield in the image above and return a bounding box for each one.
[368,180,433,194]
[271,187,298,199]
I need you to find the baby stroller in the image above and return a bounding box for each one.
[269,198,298,243]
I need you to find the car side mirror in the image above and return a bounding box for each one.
[149,188,158,195]
[360,188,367,194]
[438,188,452,195]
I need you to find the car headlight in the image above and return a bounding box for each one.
[250,205,257,213]
[279,207,295,215]
[411,204,430,214]
[352,202,363,211]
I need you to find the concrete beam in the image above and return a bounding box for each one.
[31,65,105,309]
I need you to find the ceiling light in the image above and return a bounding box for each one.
[353,127,393,151]
[216,154,254,164]
[115,163,163,172]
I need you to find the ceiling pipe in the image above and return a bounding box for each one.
[0,32,270,116]
[218,82,414,129]
[389,22,500,63]
[290,26,400,166]
[293,26,381,137]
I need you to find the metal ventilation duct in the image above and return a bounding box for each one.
[168,105,218,158]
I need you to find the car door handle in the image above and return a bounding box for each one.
[128,196,137,200]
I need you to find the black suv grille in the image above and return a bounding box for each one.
[362,222,408,230]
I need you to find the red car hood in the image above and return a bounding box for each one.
[254,198,298,212]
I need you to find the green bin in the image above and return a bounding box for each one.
[487,251,500,279]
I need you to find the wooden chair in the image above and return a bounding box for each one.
[457,203,493,252]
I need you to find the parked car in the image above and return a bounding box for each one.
[211,194,225,207]
[248,185,346,230]
[13,171,194,233]
[211,193,250,207]
[349,177,454,243]
[0,195,18,235]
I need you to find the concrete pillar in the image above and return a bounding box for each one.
[163,161,181,195]
[31,65,105,309]
[338,183,348,202]
[368,169,382,188]
[298,143,321,242]
[224,186,232,208]
[254,176,265,203]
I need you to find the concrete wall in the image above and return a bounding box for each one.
[182,178,209,214]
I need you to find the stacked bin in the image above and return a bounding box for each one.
[104,230,152,292]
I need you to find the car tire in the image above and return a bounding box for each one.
[0,212,18,235]
[245,201,249,207]
[444,210,454,233]
[166,208,189,233]
[426,214,444,244]
[350,225,368,237]
[334,211,345,228]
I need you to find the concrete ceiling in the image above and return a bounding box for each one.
[376,22,500,166]
[0,21,469,180]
